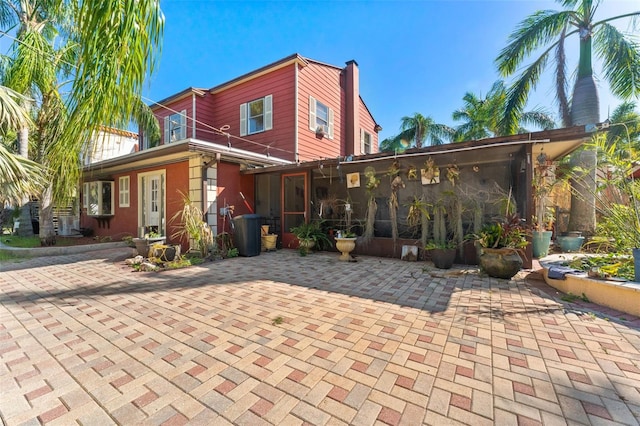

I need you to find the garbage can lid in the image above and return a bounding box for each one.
[234,214,261,220]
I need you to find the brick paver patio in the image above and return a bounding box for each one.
[1,248,640,425]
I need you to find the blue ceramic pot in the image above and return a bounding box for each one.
[556,236,585,253]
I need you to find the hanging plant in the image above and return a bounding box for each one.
[362,166,379,243]
[446,164,459,186]
[407,165,418,180]
[387,160,401,177]
[406,196,430,228]
[389,175,405,241]
[421,156,440,184]
[364,166,380,192]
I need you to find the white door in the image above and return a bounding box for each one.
[140,172,165,236]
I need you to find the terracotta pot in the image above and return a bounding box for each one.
[479,247,523,279]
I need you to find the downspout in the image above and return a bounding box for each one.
[294,64,299,162]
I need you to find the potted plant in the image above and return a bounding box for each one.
[334,229,357,261]
[425,240,457,269]
[132,228,166,257]
[290,220,331,255]
[532,152,556,258]
[471,212,529,279]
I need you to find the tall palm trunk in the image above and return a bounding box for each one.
[568,49,599,234]
[38,185,56,246]
[16,106,34,236]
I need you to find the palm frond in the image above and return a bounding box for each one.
[0,85,32,130]
[594,22,640,99]
[496,10,573,76]
[0,144,45,204]
[521,108,557,130]
[500,53,549,135]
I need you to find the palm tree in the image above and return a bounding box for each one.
[496,0,640,235]
[452,80,555,141]
[399,113,454,148]
[0,86,45,204]
[0,0,163,244]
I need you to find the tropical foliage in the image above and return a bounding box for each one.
[452,80,555,141]
[380,113,455,151]
[0,0,163,244]
[496,0,640,235]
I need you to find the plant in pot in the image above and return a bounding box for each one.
[290,220,331,256]
[425,240,457,269]
[531,150,557,258]
[471,212,529,279]
[334,228,357,261]
[132,227,166,257]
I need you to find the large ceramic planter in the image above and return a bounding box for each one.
[532,231,553,258]
[479,247,523,279]
[556,236,585,253]
[335,237,357,261]
[133,237,166,257]
[429,248,456,269]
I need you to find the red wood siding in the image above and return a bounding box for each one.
[297,62,343,162]
[359,98,379,153]
[210,66,297,161]
[195,94,216,142]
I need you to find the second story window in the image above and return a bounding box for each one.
[309,96,334,139]
[361,130,372,154]
[164,110,186,143]
[240,95,272,136]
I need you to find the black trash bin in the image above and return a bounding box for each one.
[232,214,261,256]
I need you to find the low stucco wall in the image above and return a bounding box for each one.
[542,268,640,317]
[0,241,130,257]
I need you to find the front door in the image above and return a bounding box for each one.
[139,171,165,236]
[281,173,307,248]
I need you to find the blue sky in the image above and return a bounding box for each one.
[145,0,640,143]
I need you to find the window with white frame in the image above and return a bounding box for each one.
[164,110,186,143]
[83,181,114,216]
[309,96,334,138]
[119,176,130,207]
[361,130,372,154]
[240,95,272,136]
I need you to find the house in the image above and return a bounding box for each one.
[80,54,381,245]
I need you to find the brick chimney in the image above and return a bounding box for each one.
[344,60,359,156]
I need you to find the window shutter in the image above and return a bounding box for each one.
[264,95,273,130]
[360,129,365,154]
[328,108,334,139]
[309,96,316,131]
[239,103,247,136]
[164,116,170,144]
[180,110,187,140]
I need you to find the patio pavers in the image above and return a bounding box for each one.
[1,248,640,425]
